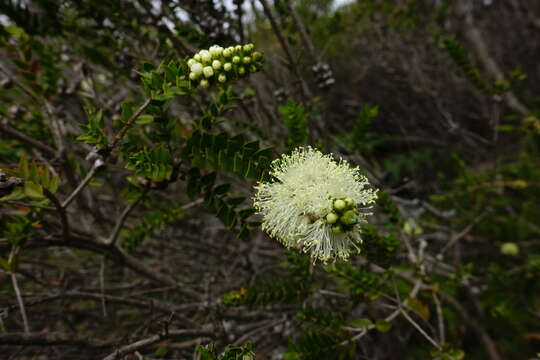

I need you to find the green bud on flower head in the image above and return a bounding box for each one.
[223,48,232,57]
[235,45,242,51]
[223,63,232,72]
[243,56,251,64]
[249,65,257,73]
[252,51,262,61]
[333,199,346,211]
[344,197,355,207]
[232,56,241,64]
[331,224,343,234]
[189,72,198,81]
[238,66,245,75]
[193,54,201,62]
[243,43,254,52]
[190,62,203,76]
[212,60,221,70]
[326,212,339,224]
[209,45,223,56]
[218,74,227,83]
[200,79,209,88]
[341,210,358,226]
[200,50,211,62]
[501,242,519,256]
[187,58,196,67]
[203,66,214,78]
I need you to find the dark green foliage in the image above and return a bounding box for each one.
[76,108,108,149]
[284,326,354,360]
[279,99,309,150]
[438,35,492,93]
[358,223,401,268]
[325,262,383,298]
[125,144,173,182]
[197,342,255,360]
[120,204,186,252]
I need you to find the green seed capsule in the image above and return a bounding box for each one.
[326,212,339,224]
[333,199,346,211]
[341,210,358,226]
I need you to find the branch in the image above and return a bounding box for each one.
[101,329,215,360]
[107,190,147,245]
[0,118,56,157]
[0,332,106,347]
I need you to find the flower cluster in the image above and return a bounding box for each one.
[253,147,378,262]
[187,44,264,88]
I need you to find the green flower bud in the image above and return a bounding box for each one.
[243,43,254,52]
[218,74,227,83]
[193,54,201,62]
[189,72,198,81]
[187,58,196,67]
[249,65,257,73]
[200,79,209,88]
[238,66,245,75]
[243,56,251,64]
[223,48,232,57]
[223,63,232,72]
[190,62,203,76]
[235,45,242,51]
[209,45,223,57]
[326,212,339,224]
[344,197,355,207]
[340,210,358,226]
[203,66,214,78]
[232,56,241,64]
[333,199,346,211]
[252,51,262,61]
[212,60,221,70]
[501,242,519,256]
[331,224,343,233]
[200,50,211,62]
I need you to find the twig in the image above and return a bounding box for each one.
[432,292,446,344]
[0,332,107,347]
[399,307,440,349]
[10,273,30,333]
[43,188,69,239]
[61,159,103,209]
[109,98,152,151]
[106,190,147,245]
[0,119,56,157]
[101,329,215,360]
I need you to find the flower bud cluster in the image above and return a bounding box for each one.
[187,44,264,89]
[312,62,335,89]
[325,197,360,234]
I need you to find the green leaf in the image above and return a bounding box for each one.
[0,187,25,201]
[24,181,44,199]
[348,318,372,328]
[135,114,154,124]
[375,319,392,333]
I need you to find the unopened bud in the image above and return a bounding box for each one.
[223,63,232,72]
[333,199,346,211]
[243,56,251,64]
[326,212,339,224]
[200,79,209,88]
[212,60,222,70]
[203,66,214,78]
[232,56,241,64]
[218,74,227,83]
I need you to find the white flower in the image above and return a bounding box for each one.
[203,66,214,78]
[253,147,377,262]
[190,62,203,76]
[199,50,211,62]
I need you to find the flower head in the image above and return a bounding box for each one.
[253,147,378,262]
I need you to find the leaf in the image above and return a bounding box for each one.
[24,181,44,199]
[0,187,25,201]
[135,114,154,124]
[375,319,392,333]
[348,318,372,328]
[408,297,430,320]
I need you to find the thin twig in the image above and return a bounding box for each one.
[399,307,441,349]
[43,188,69,239]
[109,98,152,151]
[10,273,30,333]
[61,160,103,209]
[0,119,56,157]
[106,190,147,245]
